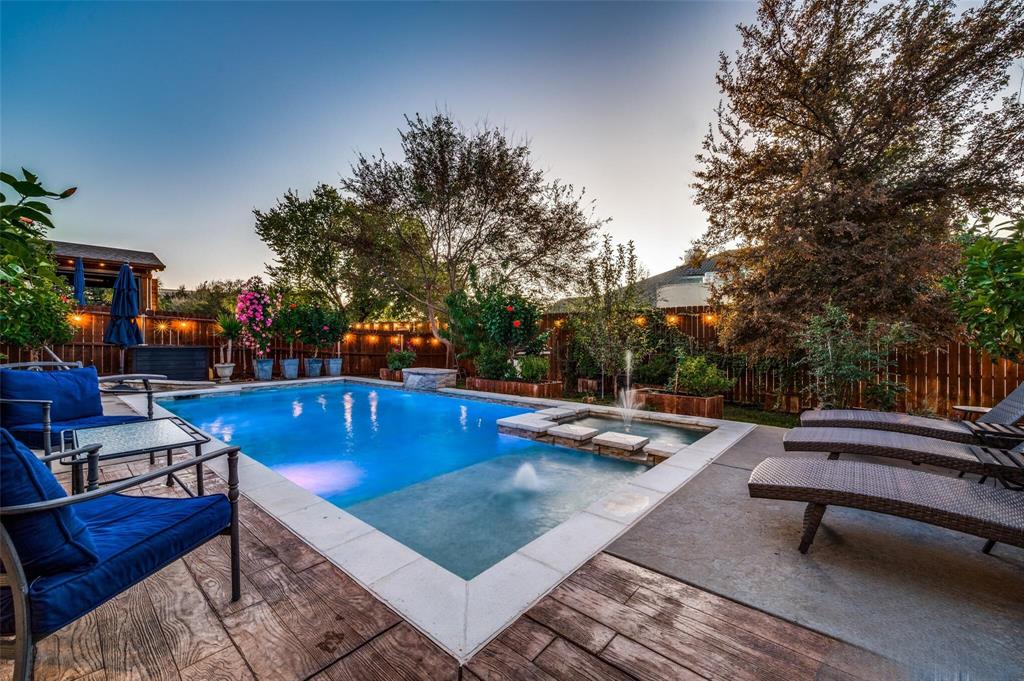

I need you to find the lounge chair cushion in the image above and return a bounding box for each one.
[0,429,98,577]
[0,491,231,636]
[799,409,974,443]
[1,366,104,427]
[8,413,147,449]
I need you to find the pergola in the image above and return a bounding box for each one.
[49,240,165,311]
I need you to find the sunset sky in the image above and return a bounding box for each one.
[2,1,755,288]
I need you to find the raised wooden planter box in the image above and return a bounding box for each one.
[467,377,564,399]
[379,368,403,382]
[641,391,724,419]
[576,377,614,394]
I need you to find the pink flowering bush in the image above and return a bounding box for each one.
[235,277,281,357]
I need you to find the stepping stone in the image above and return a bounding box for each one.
[644,441,686,457]
[547,424,599,442]
[534,407,581,421]
[592,431,650,452]
[496,414,557,433]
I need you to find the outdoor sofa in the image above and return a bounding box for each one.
[799,380,1024,446]
[0,362,166,455]
[0,428,240,681]
[748,457,1024,555]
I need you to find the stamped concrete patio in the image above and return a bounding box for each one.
[609,425,1024,679]
[9,397,1000,680]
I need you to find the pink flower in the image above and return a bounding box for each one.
[322,325,329,331]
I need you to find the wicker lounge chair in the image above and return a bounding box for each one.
[799,381,1024,446]
[784,427,1024,484]
[748,457,1024,554]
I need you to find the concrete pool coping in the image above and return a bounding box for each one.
[119,376,754,661]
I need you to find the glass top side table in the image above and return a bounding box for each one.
[64,417,210,494]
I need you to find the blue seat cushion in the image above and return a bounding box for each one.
[0,429,97,577]
[1,366,104,427]
[1,492,231,636]
[8,414,147,449]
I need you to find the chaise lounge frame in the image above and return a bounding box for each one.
[748,457,1024,555]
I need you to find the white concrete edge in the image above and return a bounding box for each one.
[117,382,756,662]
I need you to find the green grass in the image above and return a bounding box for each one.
[723,404,799,428]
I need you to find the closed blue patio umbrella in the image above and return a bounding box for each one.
[103,262,144,372]
[73,257,87,306]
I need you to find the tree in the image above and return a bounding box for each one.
[253,184,402,321]
[0,168,77,354]
[343,112,602,361]
[159,279,245,318]
[569,237,654,397]
[945,214,1024,361]
[692,0,1024,359]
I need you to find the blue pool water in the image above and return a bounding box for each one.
[159,383,647,578]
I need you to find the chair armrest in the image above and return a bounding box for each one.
[0,446,240,516]
[0,397,52,406]
[42,442,101,464]
[100,374,168,384]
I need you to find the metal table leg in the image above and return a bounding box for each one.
[166,449,174,486]
[195,443,204,496]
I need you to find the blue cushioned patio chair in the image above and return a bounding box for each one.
[0,362,167,456]
[0,428,240,681]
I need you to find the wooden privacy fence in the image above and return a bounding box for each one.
[0,308,450,379]
[541,306,1024,417]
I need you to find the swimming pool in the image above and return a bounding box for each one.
[159,382,646,578]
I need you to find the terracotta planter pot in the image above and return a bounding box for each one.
[641,391,724,419]
[467,376,563,399]
[380,368,403,382]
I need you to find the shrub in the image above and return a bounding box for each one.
[666,349,735,397]
[517,355,549,383]
[215,314,243,364]
[235,277,281,358]
[633,352,675,386]
[797,304,910,409]
[386,346,416,370]
[476,344,515,380]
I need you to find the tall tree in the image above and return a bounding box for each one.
[344,113,602,356]
[253,184,403,321]
[692,0,1024,359]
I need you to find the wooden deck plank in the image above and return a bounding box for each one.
[21,610,104,681]
[493,617,557,662]
[365,623,458,681]
[598,635,706,681]
[296,561,402,638]
[465,641,558,681]
[588,553,832,661]
[182,537,263,616]
[526,597,616,654]
[220,602,321,681]
[179,645,256,681]
[548,578,783,681]
[94,582,179,681]
[248,563,368,666]
[534,637,634,681]
[145,560,233,671]
[625,586,820,679]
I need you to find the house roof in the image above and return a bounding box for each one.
[635,257,717,300]
[546,256,718,313]
[48,240,165,270]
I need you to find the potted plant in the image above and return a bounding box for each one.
[641,348,734,418]
[382,343,416,381]
[298,305,348,377]
[275,302,302,379]
[214,314,242,382]
[236,277,280,381]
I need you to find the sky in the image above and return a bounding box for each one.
[1,1,755,288]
